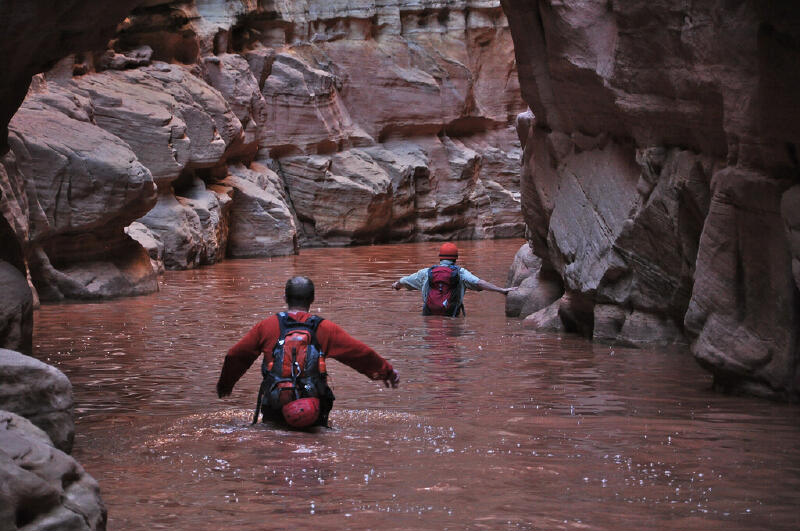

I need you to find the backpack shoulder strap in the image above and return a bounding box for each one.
[304,315,324,352]
[276,312,289,339]
[305,315,324,331]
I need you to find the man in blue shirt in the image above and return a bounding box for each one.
[391,242,513,316]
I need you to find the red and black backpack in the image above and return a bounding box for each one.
[253,313,334,424]
[424,265,464,316]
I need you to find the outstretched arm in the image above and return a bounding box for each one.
[475,279,517,295]
[319,320,400,388]
[216,317,278,398]
[392,280,416,290]
[392,269,426,291]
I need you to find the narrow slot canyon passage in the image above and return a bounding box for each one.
[2,1,800,530]
[34,240,800,530]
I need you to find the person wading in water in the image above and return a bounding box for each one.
[391,242,514,317]
[217,276,399,428]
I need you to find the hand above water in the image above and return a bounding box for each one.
[217,381,232,398]
[384,369,400,388]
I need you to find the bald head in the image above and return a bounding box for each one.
[285,276,315,309]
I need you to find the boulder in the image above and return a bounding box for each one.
[0,349,73,453]
[8,85,159,300]
[523,300,565,333]
[135,182,232,270]
[279,149,394,246]
[0,262,33,355]
[0,411,105,531]
[221,162,298,257]
[505,243,563,318]
[685,169,797,399]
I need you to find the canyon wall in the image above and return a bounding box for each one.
[0,2,523,527]
[501,0,800,400]
[1,0,526,309]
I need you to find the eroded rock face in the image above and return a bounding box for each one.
[0,349,74,453]
[2,0,525,296]
[0,0,145,152]
[222,161,298,257]
[112,0,526,252]
[7,78,159,301]
[501,0,800,399]
[0,411,105,531]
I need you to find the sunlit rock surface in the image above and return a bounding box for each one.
[0,349,74,453]
[0,411,105,531]
[501,0,800,399]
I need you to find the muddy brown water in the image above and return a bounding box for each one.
[33,239,800,531]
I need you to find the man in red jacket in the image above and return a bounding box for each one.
[216,276,399,427]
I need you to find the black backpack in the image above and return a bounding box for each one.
[253,313,334,424]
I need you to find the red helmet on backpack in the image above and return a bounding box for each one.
[282,397,320,428]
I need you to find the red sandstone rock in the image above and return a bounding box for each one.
[501,0,800,398]
[3,0,525,298]
[221,161,298,257]
[8,82,159,300]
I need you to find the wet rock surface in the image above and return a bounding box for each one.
[502,0,800,399]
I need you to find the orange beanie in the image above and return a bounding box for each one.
[439,242,459,260]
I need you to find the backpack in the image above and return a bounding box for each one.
[253,313,333,424]
[424,265,463,316]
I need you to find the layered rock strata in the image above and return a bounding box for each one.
[1,0,526,302]
[7,76,160,301]
[501,0,800,399]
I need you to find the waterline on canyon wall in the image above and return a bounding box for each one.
[33,240,800,530]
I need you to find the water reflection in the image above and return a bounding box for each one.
[33,240,800,531]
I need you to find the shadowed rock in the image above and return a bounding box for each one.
[0,411,105,531]
[0,349,74,452]
[501,0,800,398]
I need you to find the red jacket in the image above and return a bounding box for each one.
[217,311,394,394]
